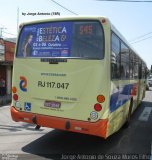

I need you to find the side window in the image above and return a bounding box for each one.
[72,21,104,59]
[138,59,142,79]
[120,42,129,79]
[140,62,146,79]
[129,52,134,79]
[111,33,120,79]
[133,55,139,79]
[145,65,148,79]
[142,63,146,79]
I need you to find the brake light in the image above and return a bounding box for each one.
[94,103,102,112]
[13,94,18,101]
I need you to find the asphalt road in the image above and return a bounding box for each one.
[0,89,152,160]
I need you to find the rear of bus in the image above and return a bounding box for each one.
[11,17,111,138]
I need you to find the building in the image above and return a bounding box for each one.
[0,38,16,96]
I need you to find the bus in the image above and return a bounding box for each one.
[11,16,147,139]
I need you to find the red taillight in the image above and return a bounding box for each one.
[94,103,102,112]
[97,95,105,103]
[13,94,18,101]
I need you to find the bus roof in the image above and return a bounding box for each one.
[20,15,108,26]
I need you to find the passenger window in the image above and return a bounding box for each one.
[120,42,129,79]
[129,52,134,79]
[133,55,139,79]
[111,33,120,79]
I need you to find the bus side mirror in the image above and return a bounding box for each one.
[151,65,152,73]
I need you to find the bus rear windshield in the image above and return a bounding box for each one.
[16,21,104,59]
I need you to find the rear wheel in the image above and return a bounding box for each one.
[124,98,133,128]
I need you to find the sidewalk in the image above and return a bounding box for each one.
[0,94,12,106]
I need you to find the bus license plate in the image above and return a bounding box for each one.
[44,100,61,108]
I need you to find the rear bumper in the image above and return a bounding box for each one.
[11,106,108,138]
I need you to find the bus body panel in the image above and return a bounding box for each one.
[11,106,108,138]
[12,58,110,123]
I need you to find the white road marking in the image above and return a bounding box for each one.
[138,107,152,121]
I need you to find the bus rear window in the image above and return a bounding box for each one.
[17,21,104,59]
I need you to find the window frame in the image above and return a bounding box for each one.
[16,20,105,60]
[111,31,121,80]
[111,31,145,81]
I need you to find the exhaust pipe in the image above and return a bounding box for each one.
[32,115,41,130]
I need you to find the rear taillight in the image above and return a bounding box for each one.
[12,86,21,109]
[94,103,102,112]
[13,94,18,101]
[12,86,18,101]
[89,94,105,120]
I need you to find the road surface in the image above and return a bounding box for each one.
[0,89,152,160]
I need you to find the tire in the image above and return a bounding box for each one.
[124,98,133,128]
